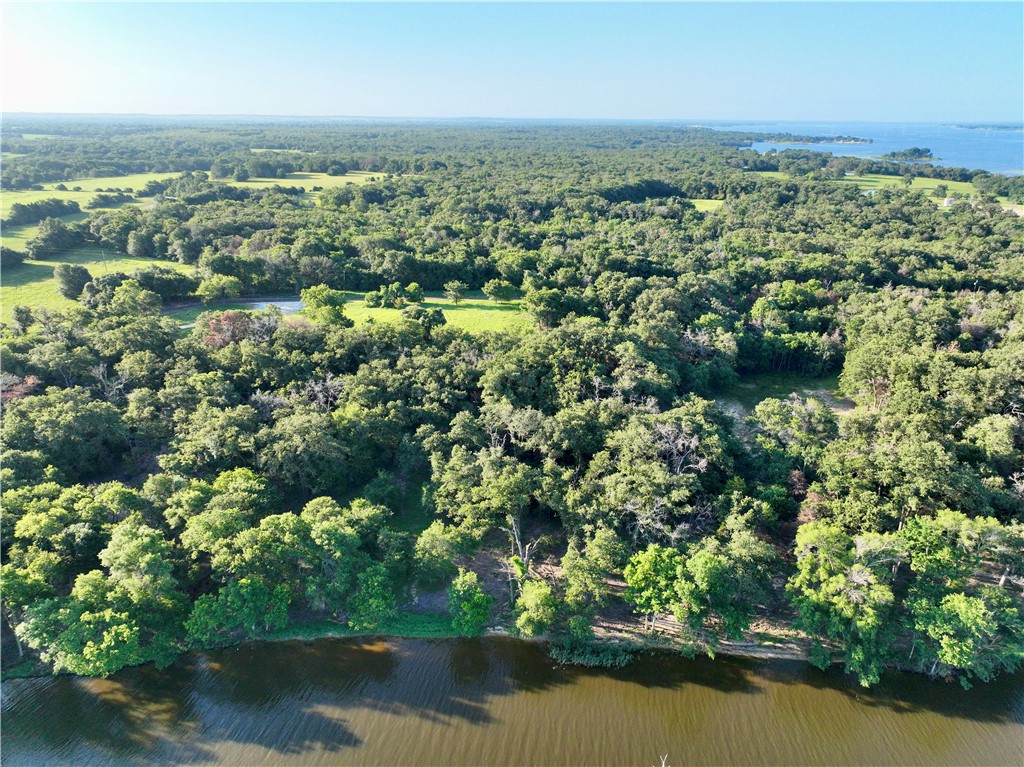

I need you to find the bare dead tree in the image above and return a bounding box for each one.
[90,363,129,403]
[624,496,671,546]
[653,421,707,475]
[502,513,540,576]
[304,374,345,410]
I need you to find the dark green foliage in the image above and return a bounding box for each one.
[27,217,85,257]
[53,264,92,298]
[3,119,1022,685]
[186,577,290,646]
[347,563,397,630]
[4,198,80,226]
[0,387,127,481]
[1,246,27,269]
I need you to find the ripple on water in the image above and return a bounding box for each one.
[2,637,1023,766]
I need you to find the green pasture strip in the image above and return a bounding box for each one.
[689,199,725,212]
[225,170,381,193]
[1,171,177,218]
[343,292,530,334]
[1,244,193,319]
[835,174,976,196]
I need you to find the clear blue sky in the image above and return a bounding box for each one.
[2,2,1021,121]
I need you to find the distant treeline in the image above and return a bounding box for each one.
[2,120,871,189]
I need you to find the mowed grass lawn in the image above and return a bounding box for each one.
[225,171,385,203]
[1,244,194,319]
[344,291,530,333]
[689,199,725,213]
[835,174,977,196]
[167,292,530,335]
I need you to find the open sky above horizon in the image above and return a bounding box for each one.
[2,2,1021,122]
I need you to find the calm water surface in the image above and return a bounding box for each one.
[707,121,1024,175]
[3,637,1022,766]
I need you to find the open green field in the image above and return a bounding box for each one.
[1,170,385,250]
[168,291,530,334]
[1,245,193,319]
[0,171,176,219]
[751,170,1017,208]
[750,171,789,180]
[224,171,383,202]
[690,199,725,212]
[835,174,976,196]
[344,292,530,333]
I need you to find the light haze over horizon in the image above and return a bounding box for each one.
[2,2,1021,123]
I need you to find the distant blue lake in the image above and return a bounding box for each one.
[706,121,1023,176]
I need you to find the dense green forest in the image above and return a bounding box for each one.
[1,121,1022,689]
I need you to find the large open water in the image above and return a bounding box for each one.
[2,637,1022,766]
[705,120,1023,175]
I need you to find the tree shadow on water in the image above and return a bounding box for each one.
[1,651,364,766]
[597,648,766,695]
[737,655,1024,724]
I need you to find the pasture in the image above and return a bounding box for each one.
[344,292,530,333]
[1,244,193,319]
[2,170,382,223]
[690,199,725,213]
[224,170,384,202]
[835,174,976,196]
[1,213,92,252]
[0,171,174,219]
[168,291,530,335]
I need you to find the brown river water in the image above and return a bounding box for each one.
[2,636,1022,766]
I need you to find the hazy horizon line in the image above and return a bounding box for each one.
[3,112,1022,126]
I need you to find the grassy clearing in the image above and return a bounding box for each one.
[690,199,725,212]
[1,171,177,219]
[1,245,193,319]
[716,371,843,412]
[264,612,457,643]
[223,171,383,204]
[344,291,530,334]
[835,174,976,196]
[750,171,790,180]
[166,292,531,335]
[1,171,378,219]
